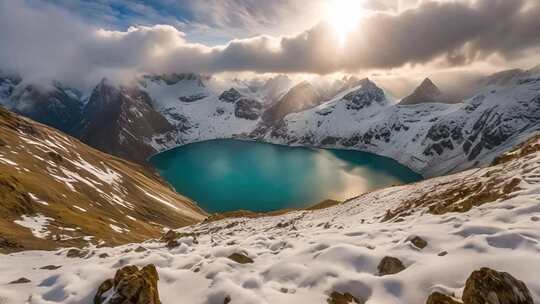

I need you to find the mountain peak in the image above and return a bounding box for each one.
[418,78,442,95]
[399,78,446,105]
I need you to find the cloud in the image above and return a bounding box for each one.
[1,0,539,89]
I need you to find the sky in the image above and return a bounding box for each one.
[1,0,539,95]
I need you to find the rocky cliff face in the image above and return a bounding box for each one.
[77,79,178,164]
[262,81,322,124]
[0,106,206,253]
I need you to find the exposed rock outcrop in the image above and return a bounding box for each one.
[8,277,31,284]
[235,98,262,120]
[327,291,363,304]
[410,236,428,249]
[462,268,533,304]
[377,256,406,276]
[94,264,161,304]
[426,292,462,304]
[227,253,254,264]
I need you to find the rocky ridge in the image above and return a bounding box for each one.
[0,106,206,252]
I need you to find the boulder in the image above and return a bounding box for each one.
[40,265,62,270]
[227,253,254,264]
[166,240,179,249]
[9,277,31,284]
[410,236,428,249]
[66,248,87,258]
[377,256,406,276]
[94,264,161,304]
[462,268,533,304]
[160,230,179,242]
[426,292,462,304]
[327,291,363,304]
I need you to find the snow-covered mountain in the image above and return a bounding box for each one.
[2,67,540,178]
[0,74,84,134]
[0,106,206,252]
[1,127,538,304]
[259,68,540,177]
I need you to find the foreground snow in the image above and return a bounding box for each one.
[1,141,539,304]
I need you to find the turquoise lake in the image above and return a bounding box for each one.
[150,140,422,213]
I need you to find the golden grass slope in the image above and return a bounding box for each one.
[0,106,207,253]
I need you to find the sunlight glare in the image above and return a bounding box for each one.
[327,0,363,47]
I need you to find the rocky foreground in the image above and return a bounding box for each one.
[0,134,538,303]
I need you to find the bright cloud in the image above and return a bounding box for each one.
[1,0,539,90]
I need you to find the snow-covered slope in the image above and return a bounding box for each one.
[140,75,265,151]
[1,132,539,304]
[0,106,206,252]
[262,69,540,177]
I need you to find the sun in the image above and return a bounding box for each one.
[327,0,363,46]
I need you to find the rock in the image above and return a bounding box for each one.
[161,230,179,242]
[161,230,199,248]
[99,253,110,259]
[166,240,179,249]
[9,277,31,284]
[227,253,254,264]
[219,88,242,103]
[66,248,87,258]
[462,267,533,304]
[94,264,160,304]
[134,246,147,252]
[46,151,63,163]
[224,295,231,304]
[235,98,262,120]
[40,265,62,270]
[94,279,114,304]
[0,235,23,250]
[327,291,363,304]
[410,236,428,249]
[377,256,406,276]
[426,292,462,304]
[438,251,448,257]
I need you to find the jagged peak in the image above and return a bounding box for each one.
[358,77,378,88]
[417,78,442,95]
[399,78,447,105]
